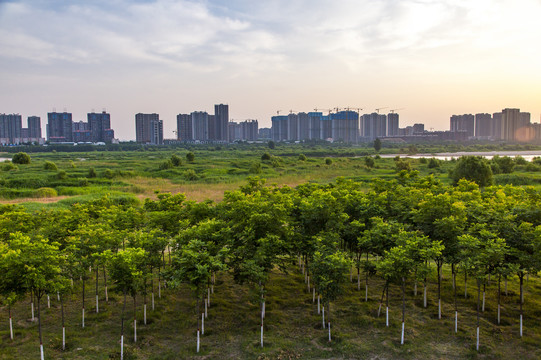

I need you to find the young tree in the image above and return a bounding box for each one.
[0,241,27,340]
[107,247,146,359]
[377,230,442,344]
[309,234,351,342]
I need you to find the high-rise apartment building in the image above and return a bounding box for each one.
[297,113,310,141]
[0,114,22,144]
[331,110,359,143]
[475,113,492,138]
[308,112,322,140]
[360,113,386,140]
[27,116,41,139]
[214,104,229,142]
[450,114,474,138]
[492,112,502,140]
[501,108,520,141]
[177,114,192,141]
[191,111,209,141]
[88,111,112,143]
[271,115,288,141]
[387,113,399,136]
[135,113,163,144]
[47,112,73,142]
[242,120,258,141]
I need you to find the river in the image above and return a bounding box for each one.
[379,150,541,162]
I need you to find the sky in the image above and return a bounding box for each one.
[1,0,540,140]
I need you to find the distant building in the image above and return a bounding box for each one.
[413,123,425,134]
[287,113,298,141]
[387,113,399,136]
[308,112,322,140]
[135,113,163,144]
[88,111,113,143]
[271,115,288,141]
[177,114,192,141]
[297,112,310,141]
[72,121,89,132]
[492,112,503,140]
[242,119,258,141]
[360,113,385,140]
[191,111,209,141]
[450,114,474,138]
[47,112,73,142]
[332,110,359,143]
[27,116,41,139]
[258,127,271,139]
[214,104,229,142]
[475,113,492,139]
[0,114,22,144]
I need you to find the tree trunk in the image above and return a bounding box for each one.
[476,279,481,351]
[82,277,85,328]
[378,282,387,317]
[61,294,65,350]
[144,280,147,325]
[437,260,441,319]
[103,265,108,303]
[121,291,127,360]
[151,269,155,311]
[365,253,369,301]
[498,274,501,325]
[9,304,13,340]
[519,272,524,337]
[482,282,486,313]
[401,277,406,345]
[454,269,458,333]
[38,293,44,360]
[95,266,99,313]
[386,284,389,327]
[133,295,137,343]
[31,290,35,322]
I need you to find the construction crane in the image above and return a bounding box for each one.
[389,108,405,114]
[289,109,297,114]
[276,110,282,115]
[172,130,178,138]
[314,108,332,115]
[375,107,388,114]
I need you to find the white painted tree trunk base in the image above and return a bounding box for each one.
[121,335,124,360]
[423,286,427,308]
[82,308,85,328]
[96,295,99,313]
[482,292,485,312]
[197,330,200,353]
[386,307,389,327]
[307,276,310,292]
[520,314,523,337]
[9,317,13,340]
[158,281,161,298]
[57,292,60,301]
[134,319,137,343]
[328,322,331,342]
[438,299,441,319]
[202,313,204,335]
[322,307,325,328]
[144,304,147,325]
[401,322,405,345]
[414,282,417,296]
[317,296,320,314]
[205,300,208,318]
[455,311,458,333]
[40,344,44,360]
[261,324,264,348]
[365,285,368,301]
[105,286,108,302]
[312,288,315,303]
[62,326,65,350]
[47,295,50,309]
[152,293,155,311]
[476,326,480,351]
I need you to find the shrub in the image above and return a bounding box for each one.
[325,158,333,165]
[44,161,58,170]
[104,169,115,179]
[2,162,18,171]
[56,170,67,180]
[451,156,493,187]
[186,152,195,163]
[171,154,182,166]
[261,152,272,161]
[184,169,198,181]
[428,158,441,168]
[78,178,89,186]
[364,156,375,168]
[491,156,515,174]
[35,187,58,198]
[268,141,275,149]
[12,152,30,164]
[419,157,428,164]
[298,154,307,161]
[250,162,262,174]
[88,168,97,178]
[69,160,76,168]
[515,156,527,165]
[159,160,174,170]
[395,159,411,171]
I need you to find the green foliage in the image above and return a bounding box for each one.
[186,151,195,163]
[2,162,18,171]
[395,158,411,171]
[451,156,493,187]
[171,154,182,166]
[11,152,31,164]
[88,167,97,178]
[35,187,58,198]
[261,152,272,161]
[428,158,441,168]
[250,162,262,174]
[491,156,515,174]
[364,156,375,168]
[374,138,382,152]
[56,170,67,179]
[184,169,199,181]
[158,160,174,170]
[325,158,333,165]
[268,140,276,149]
[44,161,58,170]
[298,154,307,161]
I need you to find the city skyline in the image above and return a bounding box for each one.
[1,0,540,140]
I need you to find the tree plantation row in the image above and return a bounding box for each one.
[1,166,541,359]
